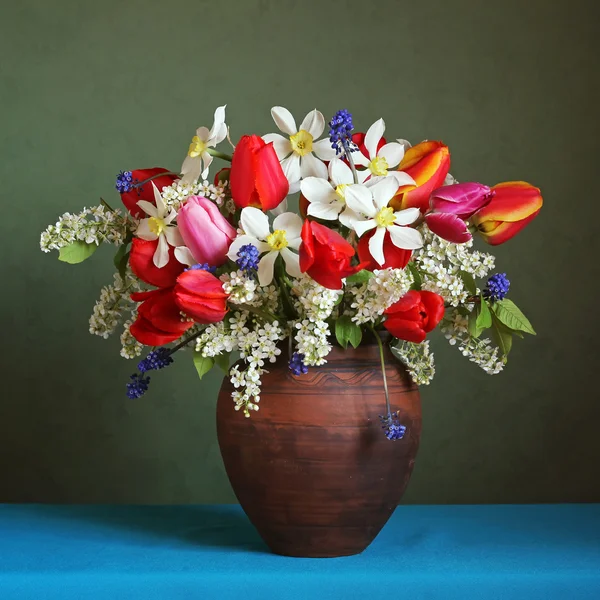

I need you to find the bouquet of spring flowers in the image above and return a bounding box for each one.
[40,105,542,436]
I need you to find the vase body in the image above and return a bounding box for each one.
[216,338,421,557]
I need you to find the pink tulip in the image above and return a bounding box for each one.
[429,182,494,218]
[177,196,236,266]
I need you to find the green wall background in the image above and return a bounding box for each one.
[2,0,599,504]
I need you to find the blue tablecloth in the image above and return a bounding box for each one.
[0,504,598,599]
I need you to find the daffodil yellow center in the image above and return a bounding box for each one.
[375,207,396,228]
[369,156,389,176]
[290,129,313,157]
[148,217,166,236]
[266,229,288,251]
[335,184,348,203]
[188,135,208,158]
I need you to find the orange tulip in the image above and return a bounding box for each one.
[471,181,542,245]
[390,141,450,213]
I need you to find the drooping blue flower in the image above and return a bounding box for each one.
[236,244,260,272]
[289,352,309,376]
[329,109,358,156]
[115,171,134,193]
[484,273,510,301]
[186,263,217,274]
[379,412,407,441]
[138,348,174,373]
[126,373,151,399]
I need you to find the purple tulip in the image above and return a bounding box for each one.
[429,182,494,219]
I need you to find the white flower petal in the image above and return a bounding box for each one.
[163,208,178,225]
[387,225,424,250]
[136,219,157,241]
[209,105,227,142]
[164,226,183,247]
[136,200,158,218]
[153,234,170,268]
[389,171,417,188]
[353,219,377,237]
[287,236,302,251]
[281,153,301,192]
[273,212,303,239]
[370,177,400,211]
[262,133,292,160]
[352,151,370,168]
[271,106,297,136]
[368,226,387,266]
[378,142,405,169]
[307,202,342,221]
[312,138,337,161]
[300,152,327,180]
[240,207,271,240]
[270,198,288,216]
[201,151,213,180]
[227,235,263,261]
[174,246,196,266]
[364,118,385,159]
[339,207,360,229]
[180,155,201,184]
[195,126,210,142]
[329,158,354,186]
[393,207,420,226]
[344,185,376,218]
[396,138,412,151]
[299,109,324,139]
[152,183,167,216]
[257,251,278,286]
[300,177,336,204]
[280,247,302,278]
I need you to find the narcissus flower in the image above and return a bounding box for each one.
[129,238,185,288]
[471,181,543,245]
[384,290,445,343]
[227,207,302,285]
[357,230,412,270]
[390,141,450,213]
[229,135,289,211]
[263,107,337,193]
[181,105,227,184]
[116,168,178,218]
[173,269,229,324]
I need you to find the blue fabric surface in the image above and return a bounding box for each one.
[0,504,599,599]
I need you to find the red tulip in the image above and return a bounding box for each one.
[129,238,185,288]
[299,221,364,290]
[130,287,193,346]
[470,181,543,245]
[357,230,412,270]
[230,135,289,211]
[174,269,228,324]
[119,168,178,218]
[384,290,445,343]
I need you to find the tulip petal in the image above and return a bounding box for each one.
[262,133,292,160]
[299,220,315,272]
[241,207,270,241]
[300,152,327,180]
[257,251,278,286]
[425,212,472,244]
[365,118,385,159]
[368,226,386,266]
[474,181,543,223]
[271,106,297,136]
[419,291,446,332]
[253,141,290,211]
[129,238,184,288]
[299,109,325,139]
[378,142,405,168]
[384,317,426,343]
[357,230,412,270]
[388,225,424,250]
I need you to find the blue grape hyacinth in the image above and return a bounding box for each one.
[289,352,308,376]
[484,273,510,301]
[379,412,407,441]
[329,109,358,156]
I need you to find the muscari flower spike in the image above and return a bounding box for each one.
[126,373,151,399]
[186,263,217,274]
[115,170,135,193]
[329,109,358,156]
[484,273,510,301]
[289,352,308,376]
[138,348,174,373]
[236,243,260,272]
[379,412,407,441]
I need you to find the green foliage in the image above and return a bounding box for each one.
[346,269,374,284]
[407,263,422,290]
[193,352,214,380]
[459,270,477,296]
[58,241,98,264]
[477,294,492,329]
[214,352,231,372]
[113,245,130,280]
[335,315,363,349]
[491,314,513,356]
[493,299,536,335]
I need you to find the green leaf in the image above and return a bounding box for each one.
[407,263,422,291]
[193,352,214,380]
[491,315,513,356]
[58,241,98,264]
[214,352,231,372]
[476,294,493,330]
[335,315,362,349]
[113,245,130,280]
[346,269,374,284]
[468,306,481,338]
[459,270,477,296]
[493,299,536,335]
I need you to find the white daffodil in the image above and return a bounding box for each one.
[227,207,303,286]
[300,158,362,227]
[136,184,184,268]
[181,105,227,184]
[352,118,416,187]
[263,107,337,194]
[345,177,423,266]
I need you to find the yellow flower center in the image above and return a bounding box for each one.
[188,135,208,158]
[290,129,313,157]
[369,156,389,176]
[335,184,349,203]
[375,207,396,228]
[266,229,288,251]
[148,217,166,236]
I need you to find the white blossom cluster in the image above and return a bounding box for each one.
[391,340,436,386]
[441,308,505,374]
[161,179,228,210]
[195,320,237,357]
[290,275,342,366]
[89,270,141,339]
[348,268,414,325]
[40,205,130,252]
[414,224,496,306]
[220,270,258,304]
[119,314,144,359]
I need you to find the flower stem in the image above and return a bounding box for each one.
[167,328,206,355]
[207,148,233,162]
[100,198,116,212]
[135,171,181,187]
[370,326,391,416]
[342,140,359,184]
[235,303,278,323]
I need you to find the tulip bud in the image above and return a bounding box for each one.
[383,290,445,343]
[174,269,228,324]
[129,238,185,288]
[230,135,289,211]
[117,168,178,218]
[177,196,236,267]
[471,181,542,245]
